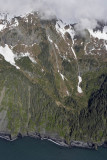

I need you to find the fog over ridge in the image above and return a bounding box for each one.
[0,0,107,29]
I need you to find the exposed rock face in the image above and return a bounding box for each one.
[0,12,106,145]
[70,141,95,149]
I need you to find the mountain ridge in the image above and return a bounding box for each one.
[0,12,106,147]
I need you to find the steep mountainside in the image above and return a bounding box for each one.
[0,12,106,145]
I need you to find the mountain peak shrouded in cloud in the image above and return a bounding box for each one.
[0,0,107,29]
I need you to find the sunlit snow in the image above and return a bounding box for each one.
[48,36,53,43]
[71,47,77,59]
[66,90,69,96]
[0,45,20,69]
[77,76,83,93]
[88,27,107,40]
[0,24,6,31]
[11,18,19,28]
[56,20,75,42]
[56,21,66,39]
[104,41,107,50]
[60,73,67,81]
[16,52,37,64]
[0,44,37,70]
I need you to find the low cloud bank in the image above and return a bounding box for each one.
[0,0,107,29]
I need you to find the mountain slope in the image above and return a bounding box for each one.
[0,12,106,145]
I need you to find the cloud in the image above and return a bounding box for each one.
[0,0,107,29]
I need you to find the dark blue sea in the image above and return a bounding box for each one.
[0,137,106,160]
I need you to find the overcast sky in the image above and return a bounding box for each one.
[0,0,107,29]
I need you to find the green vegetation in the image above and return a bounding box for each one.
[79,74,107,142]
[0,59,106,143]
[38,41,52,71]
[0,14,106,144]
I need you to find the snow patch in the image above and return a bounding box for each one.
[32,43,37,46]
[11,19,19,27]
[48,36,53,43]
[54,43,61,56]
[88,27,107,40]
[77,76,83,93]
[56,20,75,42]
[54,44,59,50]
[60,73,67,81]
[56,21,66,39]
[0,18,19,32]
[66,91,69,96]
[71,47,77,59]
[0,44,37,69]
[0,23,7,31]
[0,45,20,69]
[66,26,75,44]
[104,41,107,50]
[41,69,44,72]
[54,44,59,52]
[84,42,91,55]
[24,17,29,23]
[16,52,37,64]
[60,73,65,80]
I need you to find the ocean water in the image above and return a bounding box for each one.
[0,137,107,160]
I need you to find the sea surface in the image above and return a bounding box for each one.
[0,137,107,160]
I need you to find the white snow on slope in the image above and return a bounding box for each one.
[0,23,7,31]
[105,44,107,50]
[56,20,75,42]
[11,18,19,28]
[0,45,37,69]
[77,76,83,93]
[104,41,107,50]
[47,36,60,72]
[88,26,107,40]
[60,73,65,80]
[16,52,37,64]
[56,21,76,59]
[56,20,66,39]
[0,45,20,69]
[0,19,19,32]
[66,90,69,96]
[60,73,67,81]
[54,43,61,55]
[71,47,77,59]
[66,26,75,44]
[56,20,83,93]
[48,36,53,43]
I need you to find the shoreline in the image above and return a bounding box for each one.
[0,132,106,150]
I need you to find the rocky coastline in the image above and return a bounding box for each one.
[0,132,106,150]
